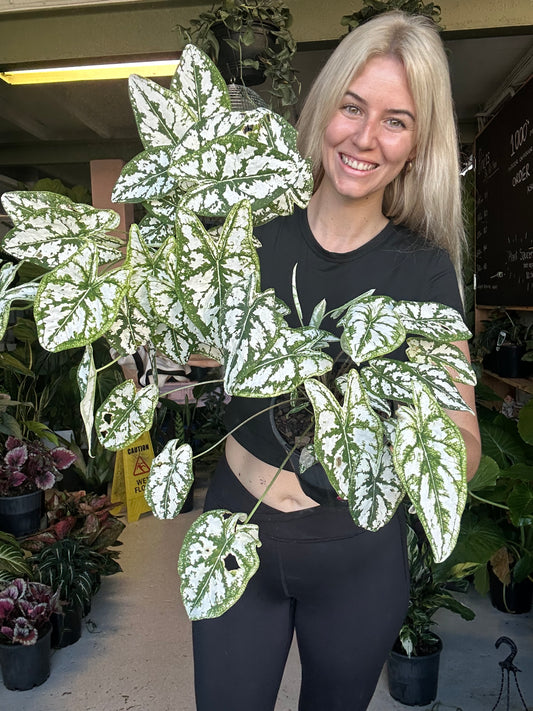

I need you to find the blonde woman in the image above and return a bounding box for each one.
[193,12,481,711]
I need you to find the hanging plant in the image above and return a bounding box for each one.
[341,0,443,32]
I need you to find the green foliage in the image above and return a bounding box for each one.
[341,0,442,32]
[0,531,32,585]
[174,0,299,114]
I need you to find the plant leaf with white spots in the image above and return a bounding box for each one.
[170,43,231,120]
[396,301,472,342]
[129,74,196,149]
[360,359,472,412]
[126,224,157,321]
[406,338,477,386]
[152,322,195,365]
[393,383,467,562]
[0,262,38,340]
[178,509,261,620]
[338,295,406,364]
[221,279,333,397]
[145,441,194,518]
[138,213,174,248]
[95,380,159,450]
[2,192,122,268]
[105,298,153,357]
[33,244,130,352]
[112,146,176,203]
[77,345,97,453]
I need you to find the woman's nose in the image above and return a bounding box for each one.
[352,117,378,149]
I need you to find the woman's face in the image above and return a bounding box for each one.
[320,55,417,207]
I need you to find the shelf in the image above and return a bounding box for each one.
[483,370,533,395]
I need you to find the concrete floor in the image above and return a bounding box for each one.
[1,479,532,711]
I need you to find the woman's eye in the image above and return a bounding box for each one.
[386,118,407,129]
[342,104,361,116]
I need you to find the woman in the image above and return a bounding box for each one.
[193,11,481,711]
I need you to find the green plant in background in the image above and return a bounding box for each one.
[445,399,533,595]
[174,0,299,114]
[471,309,533,366]
[0,531,31,586]
[0,45,474,622]
[395,517,474,657]
[341,0,442,31]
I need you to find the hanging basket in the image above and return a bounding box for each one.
[0,624,52,691]
[213,22,276,86]
[387,636,442,706]
[0,489,43,538]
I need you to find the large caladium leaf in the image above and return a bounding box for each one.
[172,201,260,340]
[112,146,176,203]
[145,441,194,518]
[393,383,467,562]
[406,338,477,386]
[138,213,174,248]
[305,371,403,528]
[95,380,159,450]
[0,262,38,340]
[128,74,196,149]
[178,509,261,620]
[170,43,231,121]
[2,191,122,268]
[396,300,472,342]
[222,279,333,397]
[33,243,129,352]
[152,322,197,365]
[105,298,153,358]
[125,224,157,322]
[360,358,471,412]
[77,345,97,453]
[338,294,406,364]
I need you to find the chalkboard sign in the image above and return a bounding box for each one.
[475,77,533,307]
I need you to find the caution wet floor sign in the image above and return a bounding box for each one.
[111,431,154,522]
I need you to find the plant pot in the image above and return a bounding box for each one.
[495,344,528,378]
[387,637,442,706]
[213,22,275,86]
[0,623,52,690]
[488,565,533,614]
[51,603,83,648]
[0,489,43,538]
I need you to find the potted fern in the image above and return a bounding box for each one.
[0,44,474,623]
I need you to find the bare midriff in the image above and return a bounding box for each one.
[225,434,320,512]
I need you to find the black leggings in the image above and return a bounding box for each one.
[192,456,410,711]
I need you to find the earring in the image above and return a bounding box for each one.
[405,160,413,173]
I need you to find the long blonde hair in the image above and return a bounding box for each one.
[297,11,465,278]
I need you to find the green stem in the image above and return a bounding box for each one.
[469,491,509,511]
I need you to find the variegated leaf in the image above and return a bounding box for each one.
[33,244,130,352]
[2,192,122,268]
[77,345,97,453]
[129,74,196,149]
[0,262,38,340]
[112,146,176,203]
[178,509,261,620]
[145,441,194,518]
[152,322,195,365]
[126,224,156,321]
[95,381,159,450]
[338,295,405,364]
[393,383,467,562]
[170,43,231,120]
[360,359,472,412]
[173,201,260,339]
[1,190,60,222]
[406,338,477,386]
[105,298,153,357]
[396,300,472,342]
[138,213,174,248]
[222,280,333,397]
[304,371,384,506]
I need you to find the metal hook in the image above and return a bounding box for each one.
[495,636,519,672]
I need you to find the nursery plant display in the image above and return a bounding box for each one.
[0,45,475,621]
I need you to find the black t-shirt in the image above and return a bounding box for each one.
[224,206,464,469]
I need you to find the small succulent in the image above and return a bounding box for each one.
[0,577,61,645]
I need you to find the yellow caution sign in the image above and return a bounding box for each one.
[111,431,154,522]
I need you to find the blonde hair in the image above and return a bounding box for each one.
[297,11,465,278]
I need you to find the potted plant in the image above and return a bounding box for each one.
[472,309,533,378]
[174,0,299,115]
[0,45,474,623]
[387,516,475,706]
[0,436,77,538]
[0,577,60,690]
[446,398,533,613]
[0,531,31,586]
[341,0,442,32]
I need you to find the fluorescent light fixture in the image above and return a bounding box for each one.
[0,59,180,85]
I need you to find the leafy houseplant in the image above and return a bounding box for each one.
[0,436,76,497]
[472,309,533,378]
[341,0,442,32]
[174,0,299,114]
[0,45,474,622]
[0,531,31,586]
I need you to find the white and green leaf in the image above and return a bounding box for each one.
[0,262,38,340]
[406,338,477,386]
[112,146,176,203]
[396,300,472,342]
[77,345,97,454]
[95,380,159,450]
[178,509,261,620]
[145,441,194,518]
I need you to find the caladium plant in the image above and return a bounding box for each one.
[0,44,475,621]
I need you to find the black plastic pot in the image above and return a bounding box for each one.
[213,22,275,86]
[495,344,528,378]
[0,489,43,538]
[488,565,533,614]
[51,603,83,648]
[0,624,52,690]
[387,637,442,706]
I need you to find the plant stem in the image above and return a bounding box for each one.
[469,491,509,510]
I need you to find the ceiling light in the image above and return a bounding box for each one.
[0,59,180,85]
